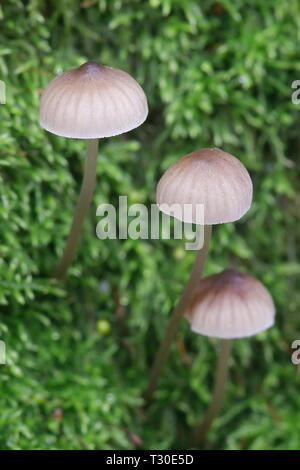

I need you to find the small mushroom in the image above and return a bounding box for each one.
[40,61,148,279]
[157,148,252,225]
[144,148,253,402]
[188,269,275,446]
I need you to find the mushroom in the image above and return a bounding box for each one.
[40,61,148,279]
[144,148,253,402]
[188,268,275,446]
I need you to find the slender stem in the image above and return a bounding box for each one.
[143,225,212,403]
[190,339,232,447]
[53,139,99,280]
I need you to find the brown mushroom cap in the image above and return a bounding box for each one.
[186,269,275,339]
[40,62,148,139]
[156,148,253,225]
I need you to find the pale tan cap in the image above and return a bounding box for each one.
[156,148,253,225]
[186,269,275,339]
[40,62,148,139]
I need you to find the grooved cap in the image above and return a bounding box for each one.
[39,62,148,139]
[186,269,275,339]
[156,148,253,225]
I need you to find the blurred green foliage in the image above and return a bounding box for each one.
[0,0,299,450]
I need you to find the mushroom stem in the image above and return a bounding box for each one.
[53,138,99,280]
[190,339,232,447]
[143,225,212,403]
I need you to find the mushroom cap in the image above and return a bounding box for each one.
[39,62,148,139]
[156,148,253,225]
[186,269,275,339]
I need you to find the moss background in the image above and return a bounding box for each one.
[0,0,299,450]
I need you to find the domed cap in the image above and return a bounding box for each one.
[156,148,253,225]
[39,62,148,139]
[186,269,275,339]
